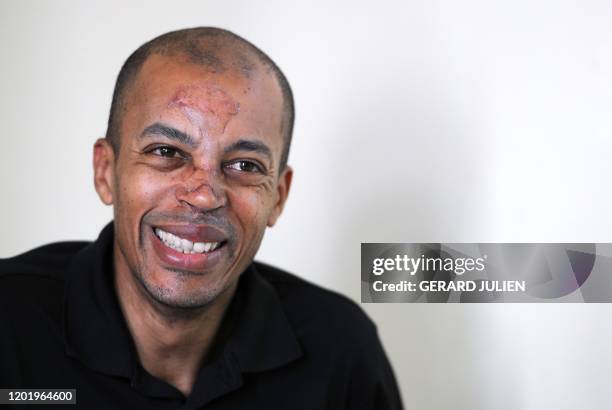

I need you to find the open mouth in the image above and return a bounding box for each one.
[153,227,226,254]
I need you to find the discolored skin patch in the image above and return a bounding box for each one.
[168,85,240,136]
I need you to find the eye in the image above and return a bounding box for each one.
[149,146,182,158]
[225,160,263,173]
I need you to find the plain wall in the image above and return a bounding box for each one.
[2,1,612,409]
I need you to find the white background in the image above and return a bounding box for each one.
[2,1,612,409]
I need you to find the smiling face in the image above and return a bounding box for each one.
[93,52,292,309]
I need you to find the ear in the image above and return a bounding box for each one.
[93,138,115,205]
[267,166,293,227]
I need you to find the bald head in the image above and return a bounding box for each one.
[106,27,294,169]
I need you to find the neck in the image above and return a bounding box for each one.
[113,249,237,396]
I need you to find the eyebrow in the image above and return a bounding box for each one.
[140,123,273,161]
[139,123,198,148]
[224,139,273,161]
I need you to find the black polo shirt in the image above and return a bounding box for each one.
[0,223,402,409]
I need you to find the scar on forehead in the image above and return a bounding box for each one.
[168,85,240,135]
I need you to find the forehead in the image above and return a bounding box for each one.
[168,84,240,136]
[123,53,284,145]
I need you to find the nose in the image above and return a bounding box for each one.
[175,168,226,212]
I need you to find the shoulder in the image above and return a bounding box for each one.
[0,241,89,305]
[253,261,377,345]
[252,263,403,409]
[0,241,88,280]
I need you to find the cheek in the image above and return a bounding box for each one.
[115,166,177,219]
[227,187,272,234]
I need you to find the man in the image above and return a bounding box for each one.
[0,28,402,409]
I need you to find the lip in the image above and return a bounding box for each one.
[152,224,228,243]
[148,226,226,271]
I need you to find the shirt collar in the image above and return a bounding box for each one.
[227,262,303,372]
[63,222,303,384]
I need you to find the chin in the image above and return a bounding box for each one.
[137,266,230,309]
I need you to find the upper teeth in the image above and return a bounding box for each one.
[154,228,221,254]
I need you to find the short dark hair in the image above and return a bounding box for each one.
[105,27,295,169]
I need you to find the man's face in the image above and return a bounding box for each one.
[94,53,291,309]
